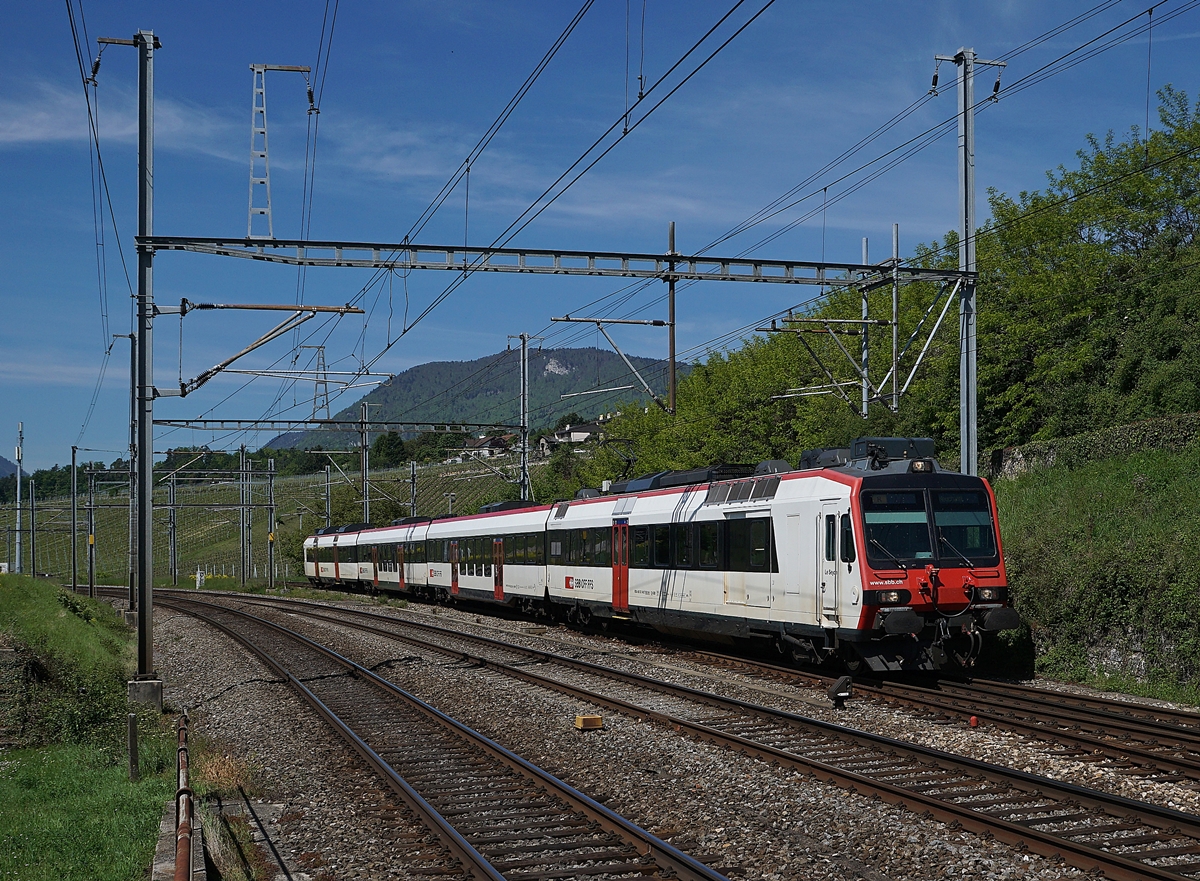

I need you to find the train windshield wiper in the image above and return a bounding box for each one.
[868,538,908,570]
[938,531,976,569]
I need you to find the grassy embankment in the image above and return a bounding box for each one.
[993,445,1200,703]
[0,575,176,881]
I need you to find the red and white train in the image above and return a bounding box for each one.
[304,437,1021,672]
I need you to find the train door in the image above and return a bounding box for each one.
[779,514,804,617]
[493,538,504,600]
[612,520,629,612]
[450,540,459,595]
[397,543,406,591]
[819,502,840,624]
[371,546,379,588]
[333,541,342,584]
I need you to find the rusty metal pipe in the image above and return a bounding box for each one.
[174,714,193,881]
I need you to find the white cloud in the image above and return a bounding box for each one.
[0,355,106,386]
[0,77,244,163]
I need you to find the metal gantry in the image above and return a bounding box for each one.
[247,64,310,239]
[141,234,968,289]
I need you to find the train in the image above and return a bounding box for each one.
[303,436,1021,673]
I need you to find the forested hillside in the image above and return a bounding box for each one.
[561,88,1200,483]
[270,346,667,450]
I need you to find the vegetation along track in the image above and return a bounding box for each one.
[179,591,1200,881]
[159,595,729,881]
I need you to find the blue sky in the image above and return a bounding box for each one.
[2,1,1198,470]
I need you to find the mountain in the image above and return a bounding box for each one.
[267,346,669,449]
[0,455,16,478]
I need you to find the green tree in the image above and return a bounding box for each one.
[370,431,408,468]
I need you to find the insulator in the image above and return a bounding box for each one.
[90,56,101,80]
[991,75,1001,99]
[930,69,939,91]
[307,87,315,107]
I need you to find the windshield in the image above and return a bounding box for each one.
[861,490,932,565]
[931,490,998,563]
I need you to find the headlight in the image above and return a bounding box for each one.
[970,586,1006,602]
[864,588,911,606]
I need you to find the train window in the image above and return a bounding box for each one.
[861,491,932,565]
[533,533,546,566]
[632,526,650,567]
[549,531,565,563]
[673,523,694,568]
[729,520,749,570]
[825,515,836,562]
[652,525,671,568]
[698,522,720,568]
[931,491,998,562]
[840,514,856,563]
[728,519,771,572]
[749,519,769,570]
[594,529,611,568]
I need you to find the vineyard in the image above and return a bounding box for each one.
[0,456,547,586]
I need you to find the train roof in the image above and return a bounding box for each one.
[308,437,970,539]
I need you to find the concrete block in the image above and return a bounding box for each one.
[128,679,163,712]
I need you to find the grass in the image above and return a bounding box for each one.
[0,743,174,881]
[994,445,1200,702]
[0,574,179,880]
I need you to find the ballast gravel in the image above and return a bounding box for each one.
[150,592,1134,880]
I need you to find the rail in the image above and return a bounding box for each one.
[207,592,1200,881]
[160,595,728,881]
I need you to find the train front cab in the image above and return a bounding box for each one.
[850,462,1020,671]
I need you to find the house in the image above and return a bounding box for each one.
[448,434,516,462]
[537,421,605,457]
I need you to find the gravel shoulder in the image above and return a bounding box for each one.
[157,594,1104,880]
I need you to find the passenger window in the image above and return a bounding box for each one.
[728,520,750,571]
[595,531,611,567]
[673,523,694,568]
[652,525,672,568]
[840,513,856,563]
[632,526,650,567]
[825,515,836,562]
[749,520,768,571]
[698,522,720,568]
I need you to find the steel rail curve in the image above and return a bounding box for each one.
[160,595,730,881]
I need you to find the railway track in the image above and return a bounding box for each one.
[187,591,1200,881]
[159,594,728,881]
[679,649,1200,784]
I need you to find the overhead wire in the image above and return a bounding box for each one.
[383,0,1191,429]
[66,0,136,444]
[382,0,779,354]
[175,0,1196,452]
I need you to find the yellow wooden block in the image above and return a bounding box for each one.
[574,714,603,730]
